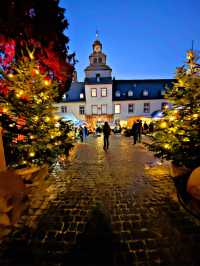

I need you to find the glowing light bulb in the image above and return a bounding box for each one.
[29,151,35,157]
[163,143,170,149]
[45,116,50,122]
[183,137,190,142]
[2,108,8,113]
[193,114,198,119]
[160,121,168,129]
[8,73,14,78]
[44,80,50,86]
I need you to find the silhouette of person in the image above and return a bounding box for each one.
[103,122,111,150]
[131,121,139,144]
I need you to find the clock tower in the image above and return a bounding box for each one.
[84,34,112,80]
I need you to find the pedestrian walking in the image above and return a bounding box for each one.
[143,122,149,134]
[138,120,143,143]
[149,122,154,133]
[79,126,83,142]
[103,122,111,150]
[131,121,139,144]
[83,126,88,142]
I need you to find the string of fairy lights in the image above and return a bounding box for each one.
[0,52,71,168]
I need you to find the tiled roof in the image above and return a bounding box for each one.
[84,64,112,71]
[85,77,112,84]
[63,82,85,102]
[112,79,174,100]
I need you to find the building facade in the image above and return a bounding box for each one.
[55,37,173,128]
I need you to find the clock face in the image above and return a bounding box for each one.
[95,45,101,52]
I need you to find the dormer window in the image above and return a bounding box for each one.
[143,89,149,96]
[62,93,66,100]
[115,90,121,97]
[80,93,84,99]
[161,89,165,96]
[96,74,100,82]
[128,90,133,97]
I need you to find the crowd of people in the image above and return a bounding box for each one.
[74,120,154,150]
[131,120,154,144]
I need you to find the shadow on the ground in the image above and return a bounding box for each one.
[0,203,132,266]
[64,203,132,266]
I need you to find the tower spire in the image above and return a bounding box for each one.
[96,30,99,40]
[191,40,194,51]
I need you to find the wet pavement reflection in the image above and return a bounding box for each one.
[1,135,200,266]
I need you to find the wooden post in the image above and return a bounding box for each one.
[0,127,6,171]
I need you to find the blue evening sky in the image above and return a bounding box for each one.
[60,0,200,81]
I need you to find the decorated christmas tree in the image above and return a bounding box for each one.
[0,53,72,168]
[149,50,200,170]
[0,0,75,100]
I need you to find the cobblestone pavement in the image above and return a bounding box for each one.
[1,135,200,266]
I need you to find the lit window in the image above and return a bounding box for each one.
[128,90,133,97]
[79,105,85,115]
[80,93,84,99]
[143,89,149,96]
[128,104,134,113]
[101,88,107,97]
[115,90,120,97]
[61,106,67,113]
[114,104,121,114]
[144,103,150,113]
[91,88,97,97]
[101,104,107,114]
[92,105,98,114]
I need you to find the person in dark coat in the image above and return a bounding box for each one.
[143,122,149,134]
[138,120,143,142]
[103,122,111,150]
[131,121,139,144]
[79,126,83,142]
[149,122,154,133]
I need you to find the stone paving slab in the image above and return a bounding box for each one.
[0,135,200,266]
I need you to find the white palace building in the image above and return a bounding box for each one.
[55,36,173,128]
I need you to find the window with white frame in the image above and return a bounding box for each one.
[128,90,133,97]
[114,104,121,114]
[79,105,85,115]
[144,103,150,113]
[115,90,120,97]
[143,89,149,96]
[128,104,134,113]
[101,88,107,97]
[91,88,97,97]
[61,106,67,113]
[80,93,84,99]
[101,104,107,114]
[91,105,98,114]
